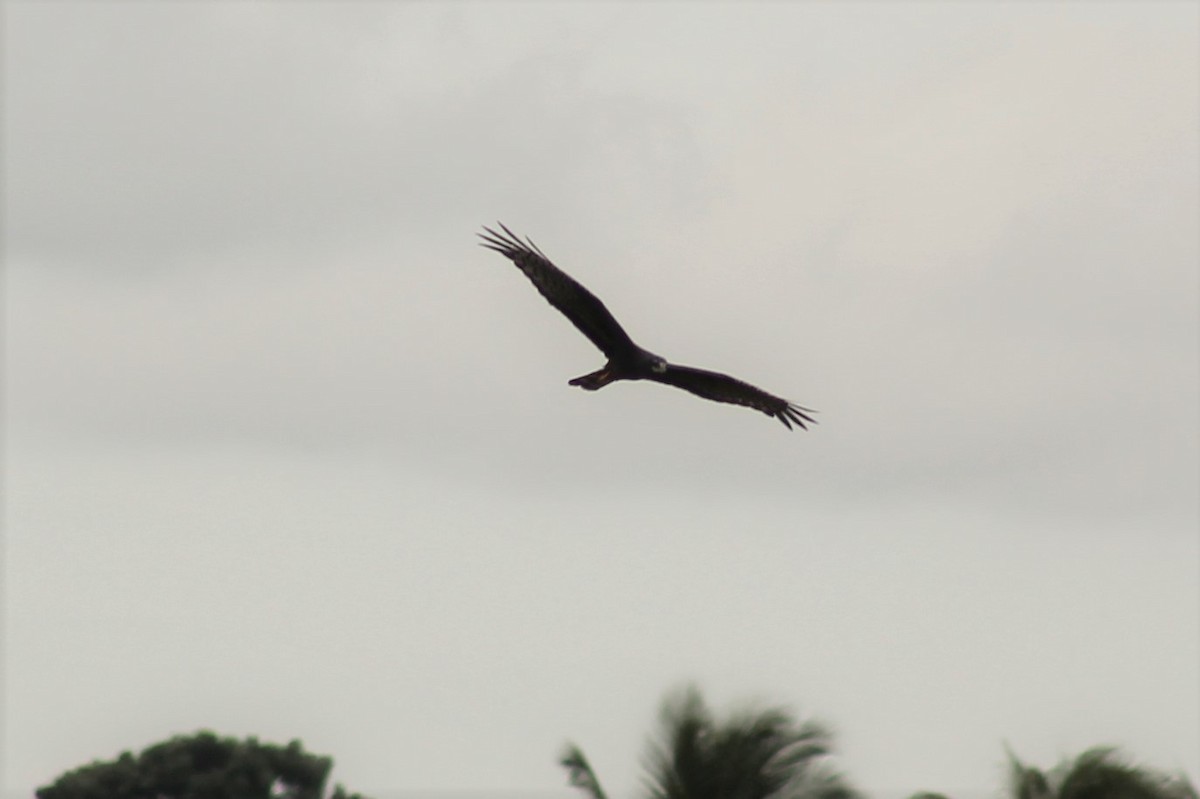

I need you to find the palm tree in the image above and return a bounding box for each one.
[1006,746,1198,799]
[561,685,861,799]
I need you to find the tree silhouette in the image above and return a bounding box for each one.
[562,685,861,799]
[35,731,369,799]
[1005,746,1198,799]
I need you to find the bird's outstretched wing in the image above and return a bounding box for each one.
[478,223,638,361]
[651,365,817,430]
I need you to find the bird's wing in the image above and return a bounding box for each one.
[479,223,638,360]
[651,364,817,430]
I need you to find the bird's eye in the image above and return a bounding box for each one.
[653,359,667,373]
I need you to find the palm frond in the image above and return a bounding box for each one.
[560,743,608,799]
[641,685,860,799]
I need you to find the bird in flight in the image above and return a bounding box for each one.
[478,224,816,430]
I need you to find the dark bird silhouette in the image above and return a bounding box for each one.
[478,224,816,430]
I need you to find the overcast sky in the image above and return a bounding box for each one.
[4,3,1198,798]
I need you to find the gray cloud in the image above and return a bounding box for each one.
[5,3,1197,797]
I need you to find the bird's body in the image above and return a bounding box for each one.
[478,224,816,430]
[567,345,667,390]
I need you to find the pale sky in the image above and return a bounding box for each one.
[3,3,1198,799]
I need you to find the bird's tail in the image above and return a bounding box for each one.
[568,366,616,391]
